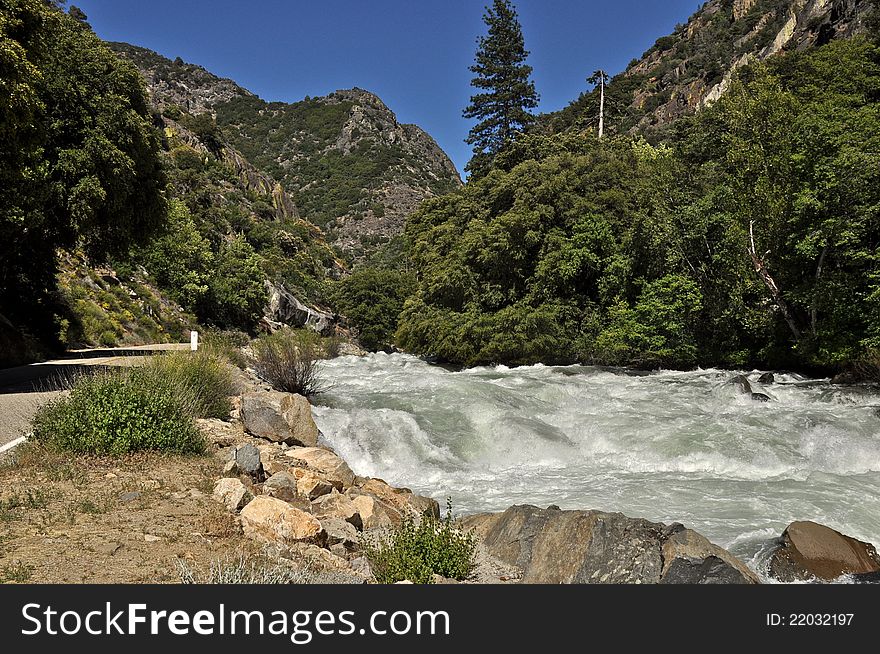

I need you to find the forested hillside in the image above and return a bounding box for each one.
[395,15,880,374]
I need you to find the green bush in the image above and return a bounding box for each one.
[250,329,330,398]
[364,503,476,584]
[201,329,250,369]
[331,268,416,351]
[31,368,205,455]
[140,351,234,419]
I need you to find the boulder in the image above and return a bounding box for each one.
[262,472,311,511]
[660,525,759,584]
[234,444,264,481]
[311,492,363,530]
[728,374,753,395]
[240,392,319,447]
[321,517,361,549]
[296,470,335,500]
[265,281,336,336]
[349,494,399,530]
[751,392,772,402]
[356,478,440,518]
[212,478,253,513]
[768,521,880,582]
[240,496,325,547]
[285,447,355,489]
[758,372,775,384]
[472,505,757,584]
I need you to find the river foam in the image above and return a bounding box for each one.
[312,353,880,562]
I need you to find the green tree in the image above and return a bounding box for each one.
[463,0,539,178]
[332,268,415,351]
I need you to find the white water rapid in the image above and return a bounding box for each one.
[312,353,880,573]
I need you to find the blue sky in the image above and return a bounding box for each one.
[72,0,703,173]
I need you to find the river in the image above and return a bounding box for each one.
[312,353,880,575]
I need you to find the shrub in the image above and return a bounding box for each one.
[201,329,250,369]
[140,350,234,419]
[364,502,476,584]
[250,329,330,398]
[175,555,361,585]
[32,368,205,455]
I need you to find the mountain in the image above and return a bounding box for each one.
[545,0,874,136]
[111,43,462,260]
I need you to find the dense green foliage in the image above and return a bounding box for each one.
[364,504,477,584]
[463,0,539,177]
[32,367,205,455]
[330,268,416,350]
[0,0,167,356]
[399,37,880,372]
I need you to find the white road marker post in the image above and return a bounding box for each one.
[190,330,199,352]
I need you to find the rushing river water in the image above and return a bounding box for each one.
[312,353,880,574]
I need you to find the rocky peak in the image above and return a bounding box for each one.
[548,0,874,136]
[110,42,251,114]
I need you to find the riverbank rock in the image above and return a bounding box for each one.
[354,478,441,519]
[768,521,880,582]
[312,492,363,530]
[196,419,241,448]
[285,447,355,489]
[262,472,312,510]
[212,478,252,513]
[461,505,758,584]
[240,392,319,447]
[240,496,326,547]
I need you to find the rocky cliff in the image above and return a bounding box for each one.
[547,0,874,135]
[111,43,461,260]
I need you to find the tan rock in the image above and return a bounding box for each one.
[240,496,325,546]
[262,472,311,511]
[212,478,253,513]
[769,521,880,582]
[349,494,399,530]
[311,492,363,529]
[196,418,241,448]
[285,447,355,489]
[296,470,335,500]
[355,477,440,519]
[240,392,319,446]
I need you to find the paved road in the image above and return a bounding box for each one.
[0,344,189,447]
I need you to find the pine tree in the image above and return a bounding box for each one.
[463,0,539,178]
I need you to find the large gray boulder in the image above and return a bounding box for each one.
[461,505,758,585]
[768,521,880,582]
[240,392,319,447]
[265,281,335,335]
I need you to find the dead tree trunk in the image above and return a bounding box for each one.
[748,221,801,341]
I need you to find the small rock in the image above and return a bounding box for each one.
[95,542,123,556]
[142,479,161,491]
[263,472,300,503]
[212,478,253,513]
[195,418,239,448]
[234,444,264,481]
[312,493,363,530]
[296,470,335,500]
[321,517,360,549]
[222,460,239,477]
[729,374,753,395]
[285,447,355,489]
[240,496,326,547]
[751,392,772,402]
[119,491,141,503]
[144,534,162,543]
[104,473,118,480]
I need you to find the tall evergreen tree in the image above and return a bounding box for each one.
[463,0,539,178]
